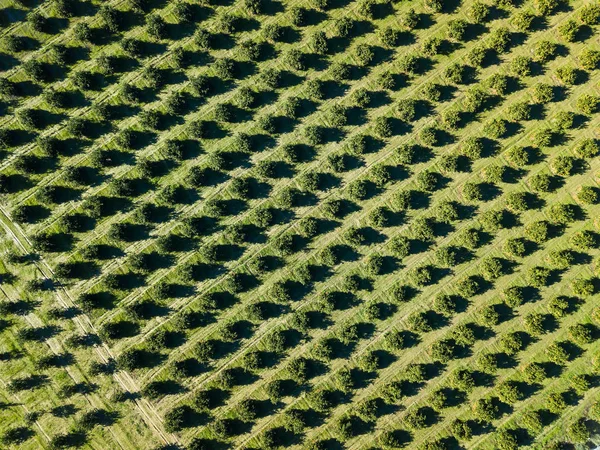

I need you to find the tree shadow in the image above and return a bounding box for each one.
[0,52,18,71]
[18,325,61,342]
[51,404,78,418]
[13,205,50,224]
[303,310,332,330]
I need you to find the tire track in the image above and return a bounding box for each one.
[0,205,176,446]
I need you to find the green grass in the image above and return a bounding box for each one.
[1,0,600,447]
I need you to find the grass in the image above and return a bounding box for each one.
[1,0,600,447]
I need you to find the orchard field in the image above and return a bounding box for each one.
[1,0,600,447]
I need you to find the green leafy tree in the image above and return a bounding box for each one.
[580,48,600,70]
[487,27,511,53]
[571,278,596,296]
[503,238,527,258]
[547,296,572,318]
[468,1,489,21]
[571,230,598,249]
[164,405,196,432]
[577,94,600,115]
[574,139,599,159]
[567,418,590,443]
[527,266,552,287]
[558,19,580,42]
[480,257,505,281]
[532,83,554,103]
[373,116,393,138]
[535,0,560,15]
[522,362,547,383]
[483,118,507,139]
[450,419,473,440]
[499,333,525,357]
[571,374,592,395]
[569,323,595,344]
[546,250,575,269]
[378,429,408,448]
[430,339,456,362]
[409,265,433,287]
[547,341,571,364]
[450,368,476,392]
[487,73,509,95]
[524,220,551,243]
[546,392,567,413]
[512,10,535,31]
[534,40,558,62]
[497,380,525,404]
[503,286,525,308]
[404,408,429,430]
[400,8,419,29]
[580,3,600,24]
[505,192,533,211]
[507,102,531,121]
[577,186,599,204]
[472,397,501,422]
[445,63,468,84]
[496,429,519,450]
[551,155,575,176]
[510,56,532,77]
[335,415,365,440]
[556,66,578,85]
